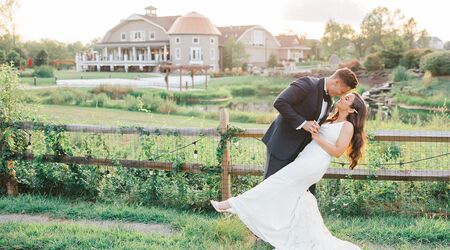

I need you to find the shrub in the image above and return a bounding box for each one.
[379,37,407,68]
[231,87,256,97]
[338,60,362,72]
[158,98,178,113]
[364,53,384,71]
[420,51,450,76]
[34,49,49,66]
[19,69,34,78]
[141,94,165,112]
[33,66,54,78]
[400,48,433,69]
[94,93,110,107]
[0,49,5,64]
[422,70,432,89]
[6,51,20,67]
[92,84,133,99]
[391,66,410,82]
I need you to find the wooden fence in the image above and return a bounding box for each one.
[1,108,449,199]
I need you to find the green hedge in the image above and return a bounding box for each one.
[364,53,384,71]
[420,51,450,76]
[400,49,433,69]
[33,66,54,78]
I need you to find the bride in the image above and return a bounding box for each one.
[211,92,367,250]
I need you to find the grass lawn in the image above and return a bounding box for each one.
[0,195,448,249]
[26,104,268,128]
[393,76,450,109]
[20,70,159,86]
[24,104,448,131]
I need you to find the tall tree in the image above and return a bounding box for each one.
[222,38,249,69]
[34,49,49,66]
[360,7,404,53]
[321,19,355,59]
[0,0,20,47]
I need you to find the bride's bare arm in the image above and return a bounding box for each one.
[311,122,354,157]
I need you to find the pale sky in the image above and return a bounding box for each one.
[15,0,450,44]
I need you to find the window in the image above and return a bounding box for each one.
[175,48,181,60]
[210,48,215,60]
[210,37,215,45]
[192,37,199,44]
[149,32,155,40]
[190,48,202,61]
[252,30,265,46]
[175,37,181,44]
[121,33,127,41]
[131,31,144,41]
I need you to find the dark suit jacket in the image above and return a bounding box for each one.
[262,77,333,160]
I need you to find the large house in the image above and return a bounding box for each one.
[75,6,310,72]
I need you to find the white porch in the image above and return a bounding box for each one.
[76,43,171,72]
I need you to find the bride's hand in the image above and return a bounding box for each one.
[311,131,320,140]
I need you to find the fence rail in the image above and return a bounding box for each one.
[2,109,450,199]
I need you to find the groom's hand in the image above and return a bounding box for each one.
[303,121,320,134]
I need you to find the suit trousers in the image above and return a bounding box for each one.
[263,149,316,195]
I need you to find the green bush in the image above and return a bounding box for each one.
[94,93,110,107]
[6,51,20,67]
[92,84,133,99]
[379,37,407,68]
[141,94,165,112]
[230,86,256,96]
[391,66,410,82]
[420,51,450,76]
[364,53,384,71]
[33,66,54,78]
[0,49,5,64]
[400,49,433,69]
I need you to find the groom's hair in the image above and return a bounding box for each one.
[332,68,359,89]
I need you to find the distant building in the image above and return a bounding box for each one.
[428,36,444,50]
[76,6,310,72]
[275,35,311,63]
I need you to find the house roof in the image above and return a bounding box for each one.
[139,14,180,31]
[217,25,258,45]
[168,12,221,35]
[275,35,310,50]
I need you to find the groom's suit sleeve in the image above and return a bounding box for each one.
[273,78,312,130]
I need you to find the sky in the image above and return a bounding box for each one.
[15,0,450,44]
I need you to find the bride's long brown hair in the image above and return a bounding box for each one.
[326,92,368,170]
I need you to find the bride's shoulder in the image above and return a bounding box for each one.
[342,121,354,131]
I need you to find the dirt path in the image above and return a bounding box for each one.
[0,214,173,235]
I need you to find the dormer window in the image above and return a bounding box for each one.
[132,31,144,41]
[252,30,265,46]
[121,33,127,41]
[192,37,199,44]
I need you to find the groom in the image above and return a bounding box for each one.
[262,68,359,195]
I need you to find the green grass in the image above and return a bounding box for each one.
[20,70,158,86]
[393,76,450,109]
[0,194,448,249]
[24,103,448,131]
[26,104,268,128]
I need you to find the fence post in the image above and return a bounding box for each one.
[219,108,231,200]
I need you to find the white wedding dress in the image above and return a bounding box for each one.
[228,122,361,250]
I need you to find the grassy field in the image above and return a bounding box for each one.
[20,70,159,86]
[393,76,450,109]
[25,104,448,131]
[26,104,268,128]
[0,195,448,249]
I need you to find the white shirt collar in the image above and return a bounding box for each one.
[324,77,328,95]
